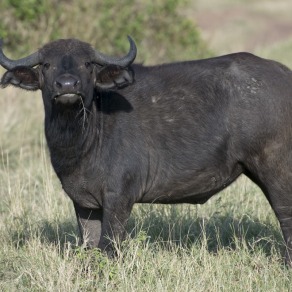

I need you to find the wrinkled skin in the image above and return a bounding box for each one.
[1,39,292,265]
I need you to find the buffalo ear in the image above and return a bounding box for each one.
[0,66,40,91]
[95,65,134,90]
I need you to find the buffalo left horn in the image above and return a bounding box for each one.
[93,36,137,67]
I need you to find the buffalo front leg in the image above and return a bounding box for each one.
[74,202,103,248]
[97,192,134,256]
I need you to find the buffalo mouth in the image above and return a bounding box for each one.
[53,93,84,105]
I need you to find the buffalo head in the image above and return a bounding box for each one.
[0,37,137,109]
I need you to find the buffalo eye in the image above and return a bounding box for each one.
[85,62,91,68]
[43,63,50,70]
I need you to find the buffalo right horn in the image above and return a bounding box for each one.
[0,39,40,70]
[93,36,137,67]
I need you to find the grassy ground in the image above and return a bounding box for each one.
[1,1,292,291]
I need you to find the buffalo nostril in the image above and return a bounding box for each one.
[55,81,62,89]
[74,80,80,88]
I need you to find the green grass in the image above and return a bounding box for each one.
[0,88,291,291]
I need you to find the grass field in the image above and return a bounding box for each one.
[1,1,292,291]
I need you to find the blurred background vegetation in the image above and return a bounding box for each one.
[0,0,210,64]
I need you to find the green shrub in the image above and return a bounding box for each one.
[4,0,47,21]
[0,0,211,63]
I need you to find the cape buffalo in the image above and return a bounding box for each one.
[0,37,292,265]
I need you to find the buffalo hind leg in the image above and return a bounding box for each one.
[274,205,292,266]
[74,202,103,248]
[249,174,292,266]
[265,189,292,267]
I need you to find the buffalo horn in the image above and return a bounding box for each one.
[0,39,40,70]
[93,36,137,67]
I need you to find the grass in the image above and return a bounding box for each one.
[0,87,291,291]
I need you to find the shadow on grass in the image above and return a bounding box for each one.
[9,205,284,259]
[127,206,284,258]
[10,217,79,250]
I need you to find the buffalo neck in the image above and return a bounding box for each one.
[44,100,100,175]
